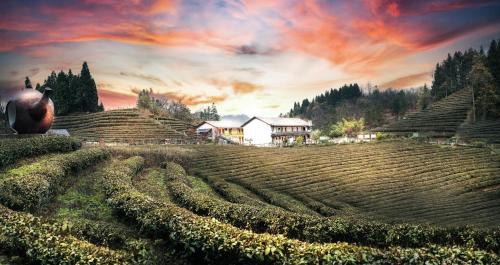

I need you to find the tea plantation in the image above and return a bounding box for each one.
[52,109,196,144]
[0,137,499,264]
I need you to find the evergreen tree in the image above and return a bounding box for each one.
[487,39,500,96]
[79,62,99,112]
[38,62,102,116]
[210,103,220,121]
[417,84,432,110]
[97,102,105,112]
[468,55,498,120]
[24,77,32,89]
[54,71,70,115]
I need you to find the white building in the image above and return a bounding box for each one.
[196,120,244,144]
[241,117,312,146]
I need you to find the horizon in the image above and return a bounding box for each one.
[1,0,500,116]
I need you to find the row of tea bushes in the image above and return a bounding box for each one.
[0,136,81,168]
[195,169,335,216]
[170,162,500,253]
[0,204,131,264]
[101,158,499,264]
[0,148,110,211]
[60,218,179,264]
[109,145,194,167]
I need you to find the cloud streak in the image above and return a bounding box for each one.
[1,0,499,114]
[381,72,432,89]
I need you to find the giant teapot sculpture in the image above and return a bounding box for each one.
[6,87,55,134]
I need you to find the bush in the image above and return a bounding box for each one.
[108,145,194,167]
[0,136,81,168]
[0,148,109,211]
[0,204,131,264]
[101,158,500,264]
[376,132,387,140]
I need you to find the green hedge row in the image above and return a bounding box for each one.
[0,148,110,211]
[0,136,81,168]
[59,218,177,264]
[171,162,500,253]
[194,173,268,207]
[192,164,335,217]
[0,204,131,264]
[108,145,194,167]
[101,157,499,264]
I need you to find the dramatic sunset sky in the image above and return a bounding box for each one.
[1,0,500,116]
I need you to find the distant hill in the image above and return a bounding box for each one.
[375,88,500,144]
[52,108,195,144]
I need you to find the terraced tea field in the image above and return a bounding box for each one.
[53,109,195,144]
[193,142,500,227]
[1,137,499,264]
[377,88,473,136]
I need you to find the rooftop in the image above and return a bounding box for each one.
[243,117,312,127]
[199,120,243,128]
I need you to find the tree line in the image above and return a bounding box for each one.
[137,88,221,123]
[287,83,419,130]
[431,39,499,119]
[289,39,500,133]
[29,62,103,116]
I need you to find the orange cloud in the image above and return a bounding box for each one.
[380,71,431,89]
[158,91,228,106]
[97,88,137,109]
[231,81,262,94]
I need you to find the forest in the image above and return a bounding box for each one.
[31,62,103,116]
[289,39,500,130]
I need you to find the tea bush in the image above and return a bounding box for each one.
[100,158,499,264]
[0,148,109,211]
[0,136,81,168]
[0,204,131,264]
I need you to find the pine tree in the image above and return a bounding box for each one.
[468,55,498,120]
[210,103,220,121]
[79,62,99,112]
[54,71,69,115]
[25,77,32,89]
[487,39,500,96]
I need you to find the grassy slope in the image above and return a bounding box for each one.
[192,141,500,227]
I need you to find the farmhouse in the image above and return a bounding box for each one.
[196,120,244,144]
[242,117,312,146]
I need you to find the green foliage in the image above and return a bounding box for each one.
[375,132,387,140]
[0,148,109,211]
[311,129,322,142]
[198,103,220,121]
[329,118,364,137]
[39,62,102,116]
[100,158,499,264]
[0,136,81,168]
[295,135,304,145]
[173,162,500,253]
[288,84,417,129]
[0,205,131,264]
[431,39,500,107]
[108,145,194,167]
[417,84,432,110]
[136,88,194,121]
[432,49,477,99]
[468,55,499,119]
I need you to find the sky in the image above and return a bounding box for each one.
[1,0,500,116]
